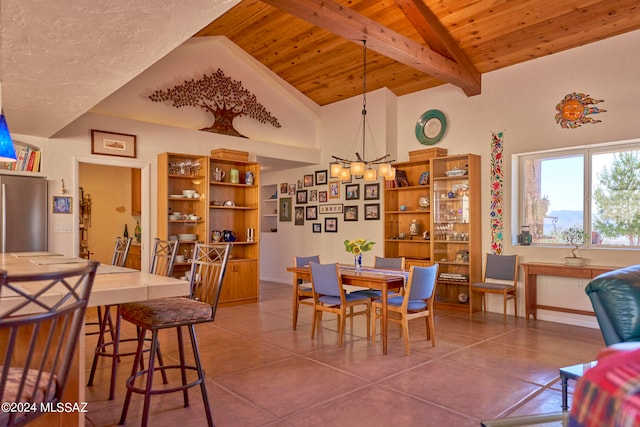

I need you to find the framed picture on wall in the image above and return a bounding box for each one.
[52,196,72,214]
[364,203,380,220]
[296,190,308,204]
[325,217,338,232]
[328,180,340,199]
[345,184,360,200]
[279,197,291,222]
[344,205,358,221]
[318,191,328,203]
[91,129,137,158]
[312,223,321,233]
[315,169,328,185]
[364,183,380,200]
[280,183,289,194]
[306,205,318,220]
[295,207,305,225]
[304,174,314,187]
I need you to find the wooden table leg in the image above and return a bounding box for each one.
[382,282,388,355]
[292,273,300,330]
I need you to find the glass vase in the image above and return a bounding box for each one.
[354,253,362,272]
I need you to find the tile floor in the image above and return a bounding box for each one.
[84,281,605,426]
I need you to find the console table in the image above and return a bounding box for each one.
[521,262,614,321]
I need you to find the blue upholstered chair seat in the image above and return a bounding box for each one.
[319,294,369,305]
[386,295,427,311]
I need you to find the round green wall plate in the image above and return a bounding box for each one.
[415,109,447,145]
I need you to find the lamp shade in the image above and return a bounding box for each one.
[0,112,16,162]
[364,168,377,181]
[350,161,365,176]
[330,162,343,178]
[378,163,392,177]
[339,167,351,181]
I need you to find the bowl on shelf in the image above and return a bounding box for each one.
[444,169,467,177]
[168,235,178,241]
[182,190,196,198]
[178,233,197,241]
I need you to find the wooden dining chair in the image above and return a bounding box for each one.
[292,255,319,330]
[371,264,438,355]
[119,243,231,427]
[0,261,98,427]
[469,253,519,324]
[87,238,176,400]
[309,262,371,346]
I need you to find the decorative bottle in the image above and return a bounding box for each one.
[134,221,141,243]
[123,224,129,239]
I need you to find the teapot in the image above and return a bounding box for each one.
[212,168,225,182]
[211,230,223,242]
[223,230,237,242]
[245,171,255,185]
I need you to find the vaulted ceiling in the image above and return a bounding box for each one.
[198,0,640,105]
[2,0,640,137]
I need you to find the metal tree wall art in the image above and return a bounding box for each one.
[149,68,281,138]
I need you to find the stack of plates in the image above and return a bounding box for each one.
[169,194,183,199]
[168,235,178,241]
[178,233,197,241]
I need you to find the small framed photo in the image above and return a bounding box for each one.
[328,180,340,199]
[310,189,318,202]
[91,129,137,158]
[364,183,380,200]
[319,191,328,203]
[279,197,292,222]
[52,196,72,214]
[344,205,358,221]
[296,190,308,204]
[280,183,289,194]
[315,170,328,185]
[306,205,318,220]
[288,184,296,195]
[345,184,360,200]
[312,223,322,233]
[365,203,380,220]
[325,217,338,233]
[304,174,314,187]
[319,203,343,214]
[295,207,305,225]
[297,179,303,189]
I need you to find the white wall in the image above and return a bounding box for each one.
[14,29,640,328]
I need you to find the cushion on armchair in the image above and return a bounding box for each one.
[585,265,640,346]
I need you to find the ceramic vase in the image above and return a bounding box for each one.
[354,253,362,272]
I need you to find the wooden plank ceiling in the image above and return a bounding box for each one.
[196,0,640,105]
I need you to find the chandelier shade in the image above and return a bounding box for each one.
[330,40,393,180]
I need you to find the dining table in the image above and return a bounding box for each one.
[286,264,407,355]
[0,252,190,427]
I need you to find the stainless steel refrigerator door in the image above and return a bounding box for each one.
[0,175,48,252]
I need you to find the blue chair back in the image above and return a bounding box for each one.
[295,255,320,267]
[374,256,405,270]
[310,262,341,297]
[408,264,438,300]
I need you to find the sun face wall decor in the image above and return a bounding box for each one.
[555,92,606,129]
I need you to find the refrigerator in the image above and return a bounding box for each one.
[0,175,48,252]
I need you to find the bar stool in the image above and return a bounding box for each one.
[87,237,176,400]
[119,243,231,427]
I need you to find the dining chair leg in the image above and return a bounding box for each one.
[338,310,346,347]
[119,329,146,425]
[428,315,436,347]
[371,308,378,345]
[188,324,214,427]
[176,326,190,407]
[311,309,318,339]
[503,293,507,324]
[292,288,300,330]
[402,316,410,355]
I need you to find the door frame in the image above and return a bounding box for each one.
[74,156,151,272]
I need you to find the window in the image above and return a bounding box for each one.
[516,142,640,247]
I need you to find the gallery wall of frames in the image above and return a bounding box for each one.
[276,169,381,233]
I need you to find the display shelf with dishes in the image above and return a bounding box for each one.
[430,154,481,312]
[209,152,260,305]
[157,153,208,280]
[384,153,441,270]
[260,184,278,233]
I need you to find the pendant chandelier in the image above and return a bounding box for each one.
[330,40,394,182]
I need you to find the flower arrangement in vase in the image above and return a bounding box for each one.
[560,226,587,265]
[344,239,375,271]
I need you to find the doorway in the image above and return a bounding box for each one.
[75,157,150,271]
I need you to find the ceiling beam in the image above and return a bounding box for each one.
[393,0,481,90]
[260,0,481,96]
